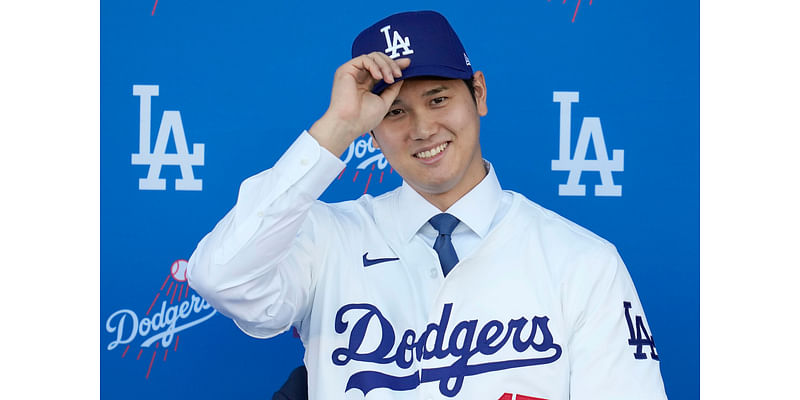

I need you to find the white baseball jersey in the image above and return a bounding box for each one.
[188,131,667,400]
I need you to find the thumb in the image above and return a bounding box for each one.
[379,79,404,108]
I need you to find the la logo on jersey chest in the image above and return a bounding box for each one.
[380,25,414,59]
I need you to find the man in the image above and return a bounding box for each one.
[188,10,667,399]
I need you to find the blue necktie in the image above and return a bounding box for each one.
[429,213,460,276]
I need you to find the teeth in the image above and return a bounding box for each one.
[416,142,448,159]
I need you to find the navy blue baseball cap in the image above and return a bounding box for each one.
[351,11,474,94]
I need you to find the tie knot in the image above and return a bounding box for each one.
[429,213,460,236]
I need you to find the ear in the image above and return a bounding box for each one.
[472,71,488,117]
[369,130,381,149]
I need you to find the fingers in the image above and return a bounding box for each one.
[394,57,411,70]
[368,52,403,84]
[353,52,409,85]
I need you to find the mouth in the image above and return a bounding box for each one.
[413,142,449,160]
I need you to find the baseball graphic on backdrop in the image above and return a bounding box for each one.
[170,259,189,282]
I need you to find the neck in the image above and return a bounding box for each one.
[417,160,489,212]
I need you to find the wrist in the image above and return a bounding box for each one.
[309,114,360,157]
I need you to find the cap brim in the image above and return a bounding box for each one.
[371,64,474,94]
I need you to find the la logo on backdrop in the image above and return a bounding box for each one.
[132,84,205,191]
[551,91,624,197]
[104,259,217,379]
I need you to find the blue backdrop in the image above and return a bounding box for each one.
[101,1,698,398]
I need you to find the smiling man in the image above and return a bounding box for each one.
[188,10,667,400]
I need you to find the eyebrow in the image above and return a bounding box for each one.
[422,86,448,97]
[391,85,449,105]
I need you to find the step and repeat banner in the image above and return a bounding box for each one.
[101,1,698,399]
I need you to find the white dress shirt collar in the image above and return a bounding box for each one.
[397,161,503,242]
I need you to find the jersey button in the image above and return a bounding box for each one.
[300,158,310,166]
[429,268,438,278]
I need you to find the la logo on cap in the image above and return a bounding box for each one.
[380,25,414,59]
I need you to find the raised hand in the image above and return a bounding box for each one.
[309,52,411,156]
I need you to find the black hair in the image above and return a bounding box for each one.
[462,77,476,104]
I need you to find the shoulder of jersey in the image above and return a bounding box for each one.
[311,186,401,222]
[511,191,618,252]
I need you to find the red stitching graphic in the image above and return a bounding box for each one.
[549,0,594,23]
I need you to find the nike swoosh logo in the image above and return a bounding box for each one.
[362,252,400,267]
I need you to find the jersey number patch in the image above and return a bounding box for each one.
[623,301,659,360]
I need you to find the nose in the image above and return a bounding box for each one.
[410,112,438,140]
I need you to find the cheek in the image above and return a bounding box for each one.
[444,115,477,142]
[373,129,408,154]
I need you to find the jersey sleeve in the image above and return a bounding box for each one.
[564,247,668,400]
[187,131,345,339]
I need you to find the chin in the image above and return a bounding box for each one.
[413,177,460,196]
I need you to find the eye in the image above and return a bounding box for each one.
[431,96,448,106]
[385,108,404,118]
